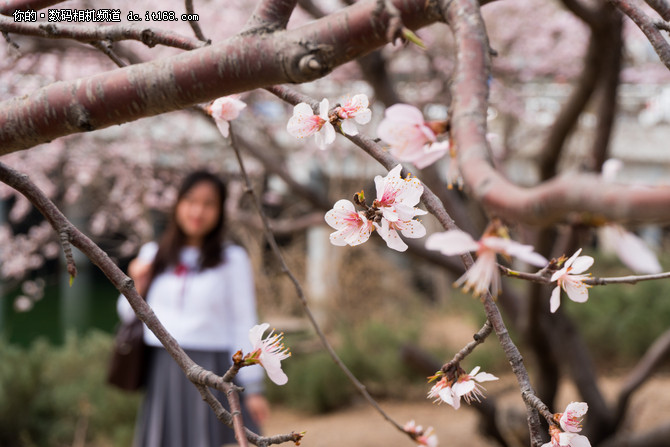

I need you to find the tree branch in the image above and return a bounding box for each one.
[242,0,299,34]
[184,0,208,42]
[611,0,670,70]
[0,161,298,446]
[614,327,670,426]
[645,0,670,20]
[0,0,442,154]
[0,16,206,50]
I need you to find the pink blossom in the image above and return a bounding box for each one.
[542,432,591,447]
[373,164,427,222]
[559,402,588,433]
[324,199,374,247]
[377,104,449,168]
[404,420,438,447]
[207,95,247,137]
[542,405,592,447]
[286,99,336,148]
[375,217,426,252]
[427,367,498,409]
[336,94,372,136]
[425,229,547,297]
[550,249,593,313]
[248,323,291,385]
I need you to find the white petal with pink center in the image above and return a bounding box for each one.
[287,99,335,148]
[560,402,588,433]
[208,95,247,137]
[374,164,425,222]
[376,217,426,252]
[248,323,291,385]
[426,230,546,297]
[337,94,372,136]
[377,104,436,162]
[550,249,593,313]
[325,199,373,247]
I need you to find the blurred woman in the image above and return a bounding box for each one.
[117,170,269,447]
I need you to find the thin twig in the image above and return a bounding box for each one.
[184,0,208,42]
[500,265,670,286]
[227,125,408,436]
[440,320,493,372]
[0,16,204,50]
[59,229,77,284]
[90,40,127,68]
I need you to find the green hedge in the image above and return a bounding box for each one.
[0,331,139,447]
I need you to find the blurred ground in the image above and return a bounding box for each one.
[264,374,670,447]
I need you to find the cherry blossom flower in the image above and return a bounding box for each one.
[377,104,449,169]
[375,216,426,252]
[404,420,438,447]
[550,249,593,313]
[599,225,662,274]
[373,164,427,222]
[335,94,372,136]
[542,429,591,447]
[427,366,498,409]
[324,199,374,247]
[425,228,547,297]
[207,95,247,138]
[248,323,291,385]
[286,99,335,148]
[559,402,588,433]
[542,403,591,447]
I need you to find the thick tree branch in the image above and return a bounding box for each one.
[590,8,623,171]
[539,28,602,180]
[611,0,670,70]
[242,0,299,34]
[0,17,206,50]
[645,0,670,20]
[0,0,441,154]
[440,0,548,442]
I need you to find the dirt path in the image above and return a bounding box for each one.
[264,375,670,447]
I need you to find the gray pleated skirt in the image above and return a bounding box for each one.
[134,347,260,447]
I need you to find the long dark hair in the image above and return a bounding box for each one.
[149,170,227,281]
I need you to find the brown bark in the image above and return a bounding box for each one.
[0,0,64,14]
[0,0,441,154]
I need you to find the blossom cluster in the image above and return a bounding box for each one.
[324,164,426,252]
[286,95,371,148]
[404,420,438,447]
[427,366,498,409]
[426,224,548,297]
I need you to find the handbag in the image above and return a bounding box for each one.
[107,316,147,391]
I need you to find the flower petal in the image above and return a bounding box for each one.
[341,119,359,136]
[249,323,270,347]
[569,255,594,275]
[563,278,589,303]
[550,286,561,313]
[613,227,662,274]
[425,230,479,256]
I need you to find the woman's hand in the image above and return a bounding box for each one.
[245,393,270,426]
[128,258,152,296]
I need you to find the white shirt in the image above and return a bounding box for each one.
[117,242,264,391]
